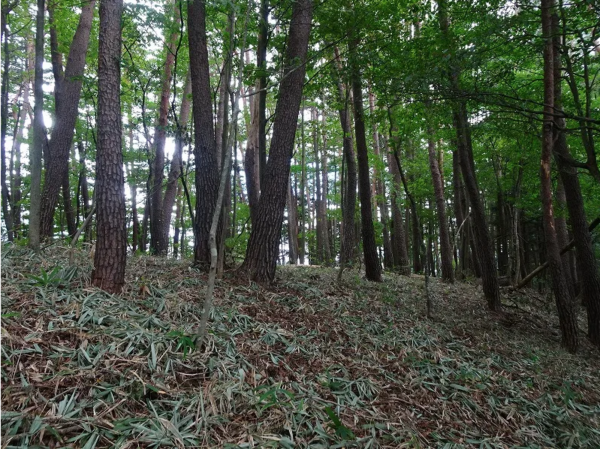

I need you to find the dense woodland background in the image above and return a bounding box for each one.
[1,0,600,354]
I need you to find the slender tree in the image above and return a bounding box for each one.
[350,34,381,282]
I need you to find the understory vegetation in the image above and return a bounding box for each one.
[2,246,599,448]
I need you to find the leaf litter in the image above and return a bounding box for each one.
[1,244,599,448]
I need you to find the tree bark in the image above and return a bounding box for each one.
[287,181,299,264]
[426,121,454,282]
[1,8,13,241]
[386,140,410,275]
[149,0,179,255]
[350,36,382,282]
[92,0,127,294]
[333,49,357,272]
[551,10,600,346]
[239,0,313,282]
[438,0,500,310]
[40,0,96,239]
[188,0,219,267]
[539,0,578,352]
[29,0,46,251]
[245,86,261,225]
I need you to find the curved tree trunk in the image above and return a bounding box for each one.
[92,0,127,294]
[239,0,313,283]
[40,0,95,239]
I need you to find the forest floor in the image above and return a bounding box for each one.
[1,245,599,448]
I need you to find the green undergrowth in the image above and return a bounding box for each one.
[1,245,599,448]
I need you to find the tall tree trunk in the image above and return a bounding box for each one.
[438,0,500,310]
[386,140,410,275]
[313,107,324,264]
[287,181,299,264]
[1,8,13,241]
[426,121,454,282]
[188,0,219,267]
[334,58,357,271]
[368,90,392,269]
[551,10,600,346]
[245,87,261,225]
[161,72,192,252]
[350,36,381,282]
[29,0,46,250]
[173,183,183,259]
[320,111,332,265]
[40,0,96,239]
[257,0,269,187]
[299,103,306,264]
[539,0,578,352]
[149,0,179,255]
[554,177,575,297]
[239,0,313,282]
[92,0,127,294]
[62,165,77,238]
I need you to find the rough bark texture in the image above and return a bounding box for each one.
[92,0,127,294]
[150,0,179,255]
[350,37,382,282]
[551,11,600,346]
[188,0,219,267]
[40,0,95,239]
[539,0,578,352]
[426,123,454,282]
[29,0,45,251]
[239,0,313,283]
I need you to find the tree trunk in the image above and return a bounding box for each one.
[287,181,299,264]
[245,86,261,225]
[257,0,268,187]
[313,107,324,264]
[368,91,392,269]
[29,0,46,251]
[438,0,499,309]
[149,0,180,255]
[551,9,600,346]
[320,113,332,265]
[426,121,454,282]
[350,37,381,282]
[334,58,357,271]
[188,0,219,267]
[173,183,183,258]
[539,0,578,352]
[1,9,13,241]
[239,0,313,282]
[299,106,306,264]
[62,168,77,238]
[92,0,127,294]
[386,141,410,275]
[161,72,192,253]
[40,0,96,239]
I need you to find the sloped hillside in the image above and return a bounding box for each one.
[2,245,599,448]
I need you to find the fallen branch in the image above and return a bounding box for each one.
[516,216,600,289]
